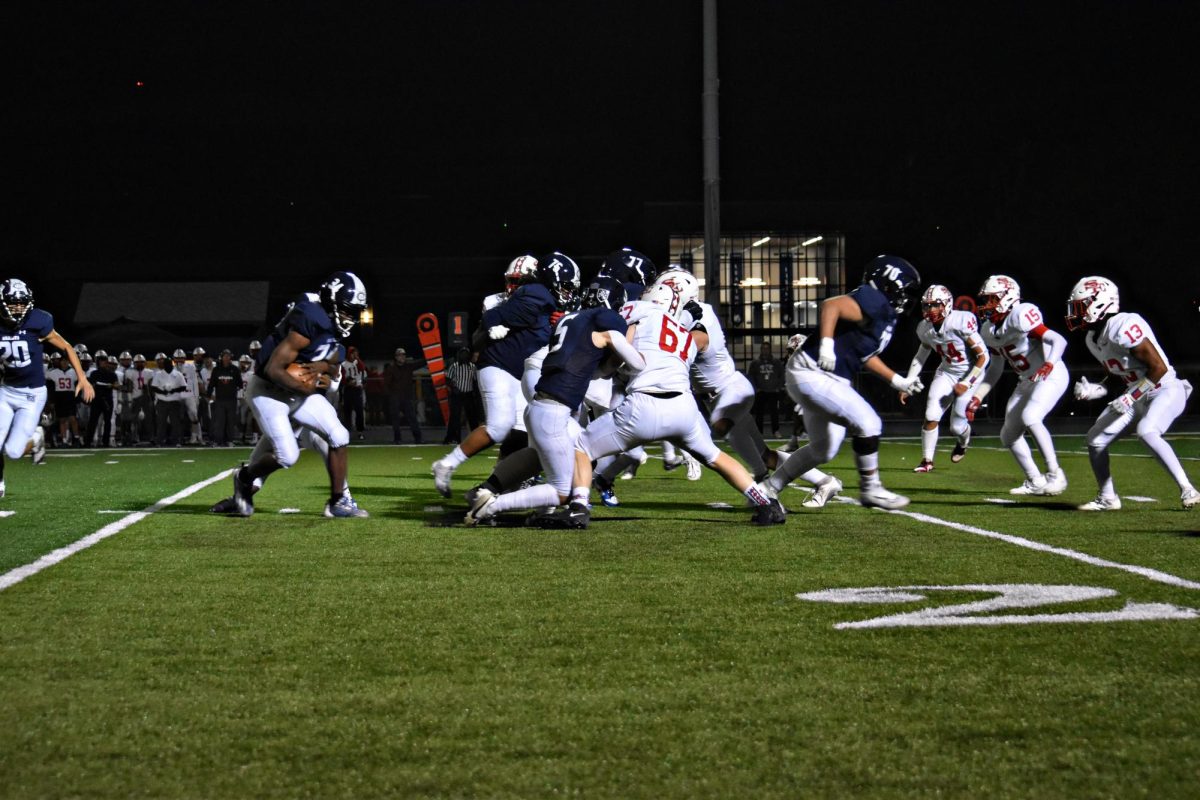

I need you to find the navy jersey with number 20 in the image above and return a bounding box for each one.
[0,307,54,389]
[536,307,628,410]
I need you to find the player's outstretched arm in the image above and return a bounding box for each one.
[956,335,990,396]
[866,355,923,395]
[594,329,645,373]
[44,330,95,403]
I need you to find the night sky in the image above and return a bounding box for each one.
[7,1,1200,352]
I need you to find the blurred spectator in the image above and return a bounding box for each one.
[207,349,242,446]
[237,354,257,443]
[749,342,784,438]
[383,347,423,444]
[151,352,187,446]
[84,351,118,447]
[47,352,81,447]
[340,345,367,441]
[443,347,482,444]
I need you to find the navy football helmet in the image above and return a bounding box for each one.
[580,277,627,312]
[319,271,369,338]
[0,278,33,328]
[598,247,657,288]
[537,252,582,309]
[862,255,921,315]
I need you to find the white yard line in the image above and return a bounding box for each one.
[0,469,234,593]
[788,486,1200,591]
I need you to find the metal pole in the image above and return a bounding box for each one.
[702,0,721,307]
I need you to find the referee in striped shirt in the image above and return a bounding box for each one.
[444,348,483,444]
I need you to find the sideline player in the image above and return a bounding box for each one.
[899,284,990,472]
[765,256,924,510]
[968,275,1069,496]
[1065,276,1198,510]
[225,271,369,518]
[571,281,786,526]
[431,254,578,497]
[465,277,646,526]
[0,278,95,498]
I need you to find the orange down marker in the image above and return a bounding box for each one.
[417,312,450,425]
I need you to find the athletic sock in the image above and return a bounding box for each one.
[921,427,938,462]
[744,482,771,507]
[444,446,468,468]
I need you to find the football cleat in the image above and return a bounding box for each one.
[1078,495,1122,512]
[31,427,46,465]
[860,486,910,510]
[752,498,787,526]
[230,465,255,517]
[533,501,591,530]
[662,455,683,471]
[1042,469,1068,496]
[683,451,702,481]
[802,476,843,509]
[209,496,238,514]
[912,459,935,473]
[464,484,490,507]
[463,490,498,526]
[325,494,370,518]
[598,487,620,507]
[431,459,455,498]
[950,441,968,463]
[1182,488,1200,510]
[1010,476,1049,496]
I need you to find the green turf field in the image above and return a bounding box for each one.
[2,434,1199,798]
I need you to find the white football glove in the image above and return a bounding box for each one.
[817,337,837,371]
[487,324,510,340]
[1074,376,1108,401]
[890,373,924,395]
[1108,391,1136,415]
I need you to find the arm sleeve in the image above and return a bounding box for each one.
[972,352,1005,401]
[606,330,645,373]
[906,345,931,379]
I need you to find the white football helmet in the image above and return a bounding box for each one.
[652,269,700,306]
[504,254,538,295]
[172,348,187,359]
[921,284,954,325]
[1065,276,1119,331]
[977,275,1021,323]
[642,282,683,318]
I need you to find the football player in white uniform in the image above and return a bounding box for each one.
[900,284,990,472]
[1065,276,1198,510]
[574,283,786,524]
[969,275,1069,496]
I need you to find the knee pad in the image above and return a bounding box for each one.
[4,440,26,460]
[999,423,1023,448]
[851,435,880,457]
[274,437,301,468]
[327,421,350,450]
[485,417,515,444]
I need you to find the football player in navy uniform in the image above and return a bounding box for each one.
[465,277,645,527]
[597,247,657,301]
[766,256,924,510]
[223,271,369,518]
[431,252,579,498]
[0,279,95,498]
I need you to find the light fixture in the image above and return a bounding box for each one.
[752,236,771,247]
[801,236,824,247]
[359,307,374,327]
[791,277,822,287]
[739,277,766,287]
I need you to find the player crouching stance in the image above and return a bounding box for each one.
[0,278,95,498]
[766,256,924,510]
[899,284,989,472]
[1065,276,1198,511]
[220,272,369,518]
[969,275,1069,496]
[572,281,786,526]
[465,277,644,527]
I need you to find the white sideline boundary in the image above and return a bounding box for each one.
[789,487,1200,591]
[0,468,235,593]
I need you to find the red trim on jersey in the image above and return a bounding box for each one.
[1029,323,1049,339]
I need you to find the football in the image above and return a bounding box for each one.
[285,361,332,390]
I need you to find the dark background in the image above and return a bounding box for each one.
[6,1,1199,358]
